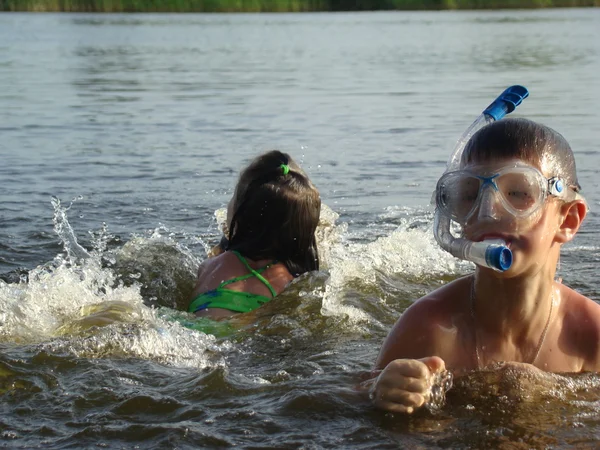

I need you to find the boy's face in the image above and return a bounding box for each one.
[459,158,566,276]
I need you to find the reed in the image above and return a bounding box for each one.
[0,0,326,12]
[1,0,598,12]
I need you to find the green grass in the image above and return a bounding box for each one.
[1,0,598,12]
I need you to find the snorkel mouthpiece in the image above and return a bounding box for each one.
[464,240,513,272]
[433,85,529,272]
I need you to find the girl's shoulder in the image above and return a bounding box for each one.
[196,251,240,281]
[262,262,294,293]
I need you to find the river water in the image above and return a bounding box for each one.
[1,8,600,448]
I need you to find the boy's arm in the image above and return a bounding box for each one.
[365,299,448,414]
[375,298,440,370]
[576,295,600,372]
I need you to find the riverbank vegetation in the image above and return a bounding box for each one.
[1,0,598,12]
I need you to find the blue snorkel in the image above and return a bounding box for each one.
[433,85,529,272]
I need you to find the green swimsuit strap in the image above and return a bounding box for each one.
[220,251,278,298]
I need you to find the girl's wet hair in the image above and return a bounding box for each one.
[462,117,581,192]
[227,150,321,276]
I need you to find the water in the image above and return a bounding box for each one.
[1,8,600,448]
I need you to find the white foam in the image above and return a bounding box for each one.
[0,198,230,370]
[320,211,462,323]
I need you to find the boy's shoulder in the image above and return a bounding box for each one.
[385,276,471,346]
[561,285,600,323]
[403,276,470,320]
[375,276,471,369]
[560,285,600,370]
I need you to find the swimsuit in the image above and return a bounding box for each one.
[188,251,277,314]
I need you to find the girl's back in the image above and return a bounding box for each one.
[190,251,293,319]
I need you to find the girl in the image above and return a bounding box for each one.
[368,118,600,414]
[188,150,321,320]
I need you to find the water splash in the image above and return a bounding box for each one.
[0,196,468,369]
[321,208,464,324]
[0,198,231,370]
[426,369,454,412]
[111,230,199,310]
[0,255,140,343]
[44,318,230,369]
[51,196,91,265]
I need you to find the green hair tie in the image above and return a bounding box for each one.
[280,164,290,175]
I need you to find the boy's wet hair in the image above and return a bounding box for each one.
[227,150,321,276]
[462,117,581,192]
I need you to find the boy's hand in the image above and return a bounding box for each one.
[369,356,446,414]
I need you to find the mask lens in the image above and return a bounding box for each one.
[496,171,543,213]
[438,173,481,222]
[437,166,548,222]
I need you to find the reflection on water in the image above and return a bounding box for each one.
[372,365,600,448]
[471,38,591,70]
[443,365,600,448]
[1,8,600,448]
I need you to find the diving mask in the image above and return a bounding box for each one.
[435,163,580,225]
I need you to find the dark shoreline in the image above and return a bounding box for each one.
[1,0,599,13]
